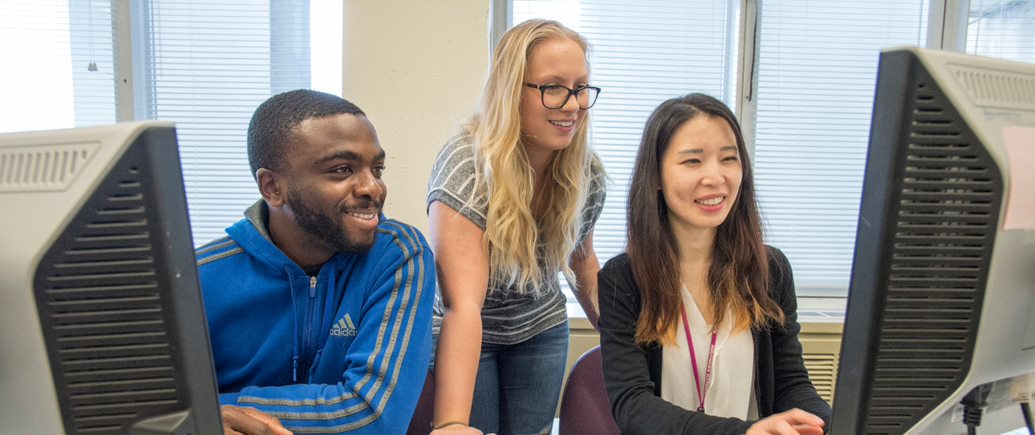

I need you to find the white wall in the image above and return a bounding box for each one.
[342,0,490,234]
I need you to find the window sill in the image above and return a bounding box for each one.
[796,296,847,323]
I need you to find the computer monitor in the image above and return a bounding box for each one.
[830,47,1035,434]
[0,122,223,434]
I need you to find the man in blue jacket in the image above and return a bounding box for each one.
[195,89,435,434]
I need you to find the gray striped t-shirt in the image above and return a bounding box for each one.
[427,133,607,345]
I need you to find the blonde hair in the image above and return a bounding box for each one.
[465,19,594,294]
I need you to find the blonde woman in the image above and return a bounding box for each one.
[426,19,606,435]
[598,94,830,434]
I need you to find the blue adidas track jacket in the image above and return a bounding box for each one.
[195,202,435,434]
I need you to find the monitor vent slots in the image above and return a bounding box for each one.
[862,77,1002,434]
[0,142,98,192]
[949,64,1035,110]
[33,145,186,434]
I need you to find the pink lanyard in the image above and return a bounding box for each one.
[679,303,718,413]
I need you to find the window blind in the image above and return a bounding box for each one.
[140,0,311,246]
[512,0,740,267]
[751,0,929,296]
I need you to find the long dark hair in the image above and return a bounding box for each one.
[626,93,784,345]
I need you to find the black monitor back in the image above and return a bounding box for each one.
[0,122,223,434]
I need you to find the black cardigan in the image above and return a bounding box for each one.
[597,247,832,435]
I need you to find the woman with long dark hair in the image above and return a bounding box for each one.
[598,94,830,434]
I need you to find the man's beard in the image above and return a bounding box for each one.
[286,188,380,255]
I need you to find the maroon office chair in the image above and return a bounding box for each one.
[558,346,620,435]
[407,369,435,435]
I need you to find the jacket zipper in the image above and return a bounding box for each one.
[300,275,317,382]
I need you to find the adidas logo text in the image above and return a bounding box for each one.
[330,313,358,337]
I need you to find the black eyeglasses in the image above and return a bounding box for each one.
[524,83,601,109]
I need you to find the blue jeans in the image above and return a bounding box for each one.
[470,322,569,435]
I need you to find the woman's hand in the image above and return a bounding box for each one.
[746,408,825,435]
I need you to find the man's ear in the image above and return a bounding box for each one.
[256,168,286,208]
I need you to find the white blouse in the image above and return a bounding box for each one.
[661,284,758,420]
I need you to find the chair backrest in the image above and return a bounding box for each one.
[558,346,621,435]
[406,368,435,435]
